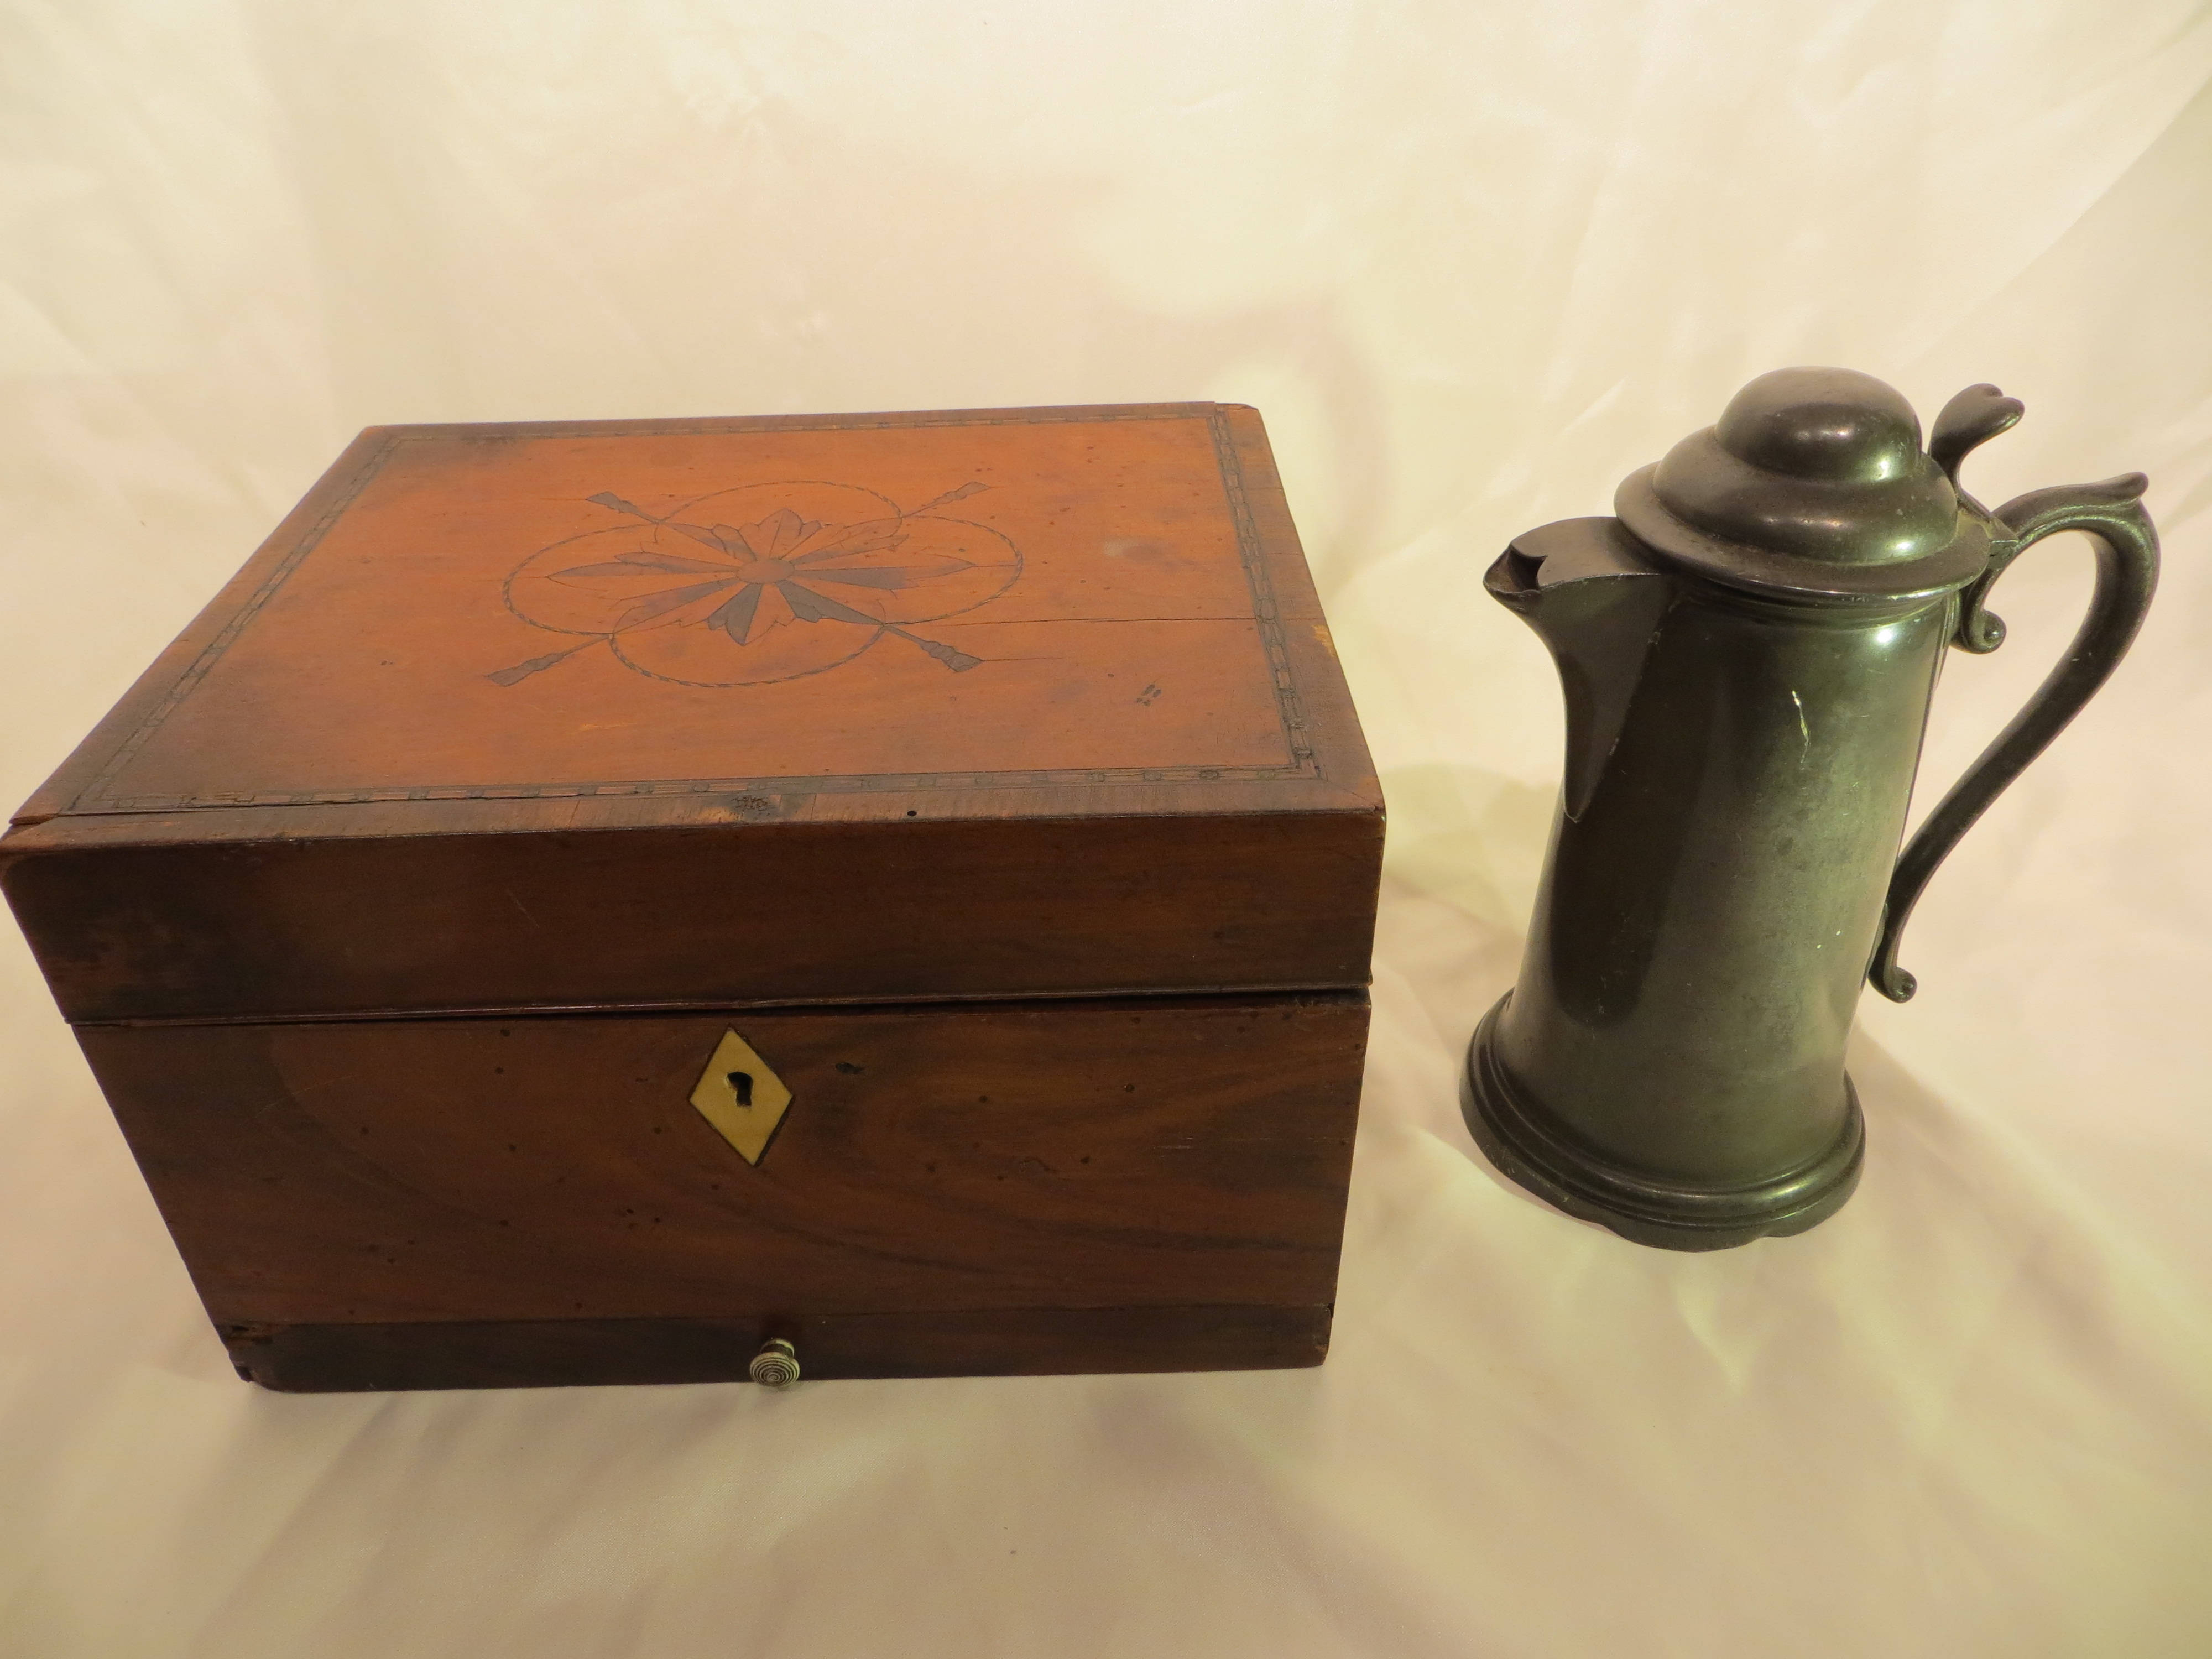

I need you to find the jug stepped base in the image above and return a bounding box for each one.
[1461,995,1864,1251]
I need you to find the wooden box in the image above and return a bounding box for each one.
[2,403,1383,1391]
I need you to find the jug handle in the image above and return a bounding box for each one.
[1869,471,2159,1002]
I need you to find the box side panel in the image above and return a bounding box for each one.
[5,811,1383,1024]
[75,994,1368,1386]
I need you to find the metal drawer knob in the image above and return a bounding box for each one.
[749,1337,800,1389]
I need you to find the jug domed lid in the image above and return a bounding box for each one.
[1615,367,1991,602]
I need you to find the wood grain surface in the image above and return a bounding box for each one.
[6,809,1381,1025]
[78,993,1369,1387]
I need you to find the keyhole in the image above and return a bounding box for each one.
[727,1071,754,1107]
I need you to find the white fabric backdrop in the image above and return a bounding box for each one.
[3,3,2209,1654]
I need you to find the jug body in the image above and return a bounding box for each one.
[1472,526,1952,1246]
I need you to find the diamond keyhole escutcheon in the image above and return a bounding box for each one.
[689,1030,792,1165]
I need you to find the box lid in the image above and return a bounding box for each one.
[3,403,1381,1024]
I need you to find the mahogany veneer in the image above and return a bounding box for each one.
[4,402,1383,1390]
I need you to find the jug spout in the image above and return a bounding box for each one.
[1485,518,1673,820]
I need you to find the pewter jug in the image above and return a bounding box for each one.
[1465,368,2158,1249]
